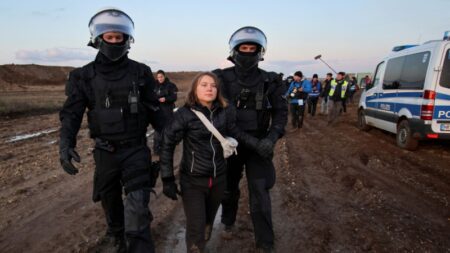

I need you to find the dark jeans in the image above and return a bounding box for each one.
[93,144,154,253]
[154,106,174,155]
[221,145,275,248]
[181,178,226,251]
[348,90,356,104]
[307,96,319,116]
[290,103,305,128]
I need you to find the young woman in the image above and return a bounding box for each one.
[159,72,264,253]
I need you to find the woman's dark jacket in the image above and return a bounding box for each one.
[160,103,257,185]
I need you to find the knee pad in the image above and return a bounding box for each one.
[124,189,151,232]
[122,168,151,194]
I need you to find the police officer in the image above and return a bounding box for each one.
[59,8,163,253]
[153,70,178,155]
[213,26,288,252]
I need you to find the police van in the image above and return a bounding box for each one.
[358,32,450,150]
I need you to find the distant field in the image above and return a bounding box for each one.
[0,76,193,118]
[0,64,198,118]
[0,90,66,118]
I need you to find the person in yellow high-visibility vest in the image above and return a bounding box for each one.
[327,72,348,125]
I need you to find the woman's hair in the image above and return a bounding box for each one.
[185,72,228,108]
[156,69,166,76]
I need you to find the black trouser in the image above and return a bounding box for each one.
[290,103,305,128]
[93,143,154,253]
[221,145,275,248]
[307,96,319,116]
[153,105,174,155]
[153,131,162,156]
[181,177,226,251]
[342,98,347,113]
[348,90,356,104]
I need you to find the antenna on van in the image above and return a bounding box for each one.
[314,54,337,74]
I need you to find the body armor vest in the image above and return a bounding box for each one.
[81,62,149,141]
[215,68,277,135]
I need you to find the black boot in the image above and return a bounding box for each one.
[114,235,126,253]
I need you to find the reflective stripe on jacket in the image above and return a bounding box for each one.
[328,80,348,98]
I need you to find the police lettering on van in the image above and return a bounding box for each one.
[358,31,450,150]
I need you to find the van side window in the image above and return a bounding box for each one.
[370,61,385,90]
[440,49,450,88]
[400,52,430,89]
[383,57,404,89]
[383,52,430,90]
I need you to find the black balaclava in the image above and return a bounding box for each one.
[97,37,130,62]
[229,43,262,73]
[94,51,129,80]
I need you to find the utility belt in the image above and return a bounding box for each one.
[95,136,147,152]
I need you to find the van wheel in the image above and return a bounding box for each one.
[396,120,418,150]
[357,109,371,131]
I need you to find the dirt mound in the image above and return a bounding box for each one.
[0,64,74,87]
[0,64,199,92]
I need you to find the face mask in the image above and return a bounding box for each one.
[98,39,130,61]
[233,51,261,71]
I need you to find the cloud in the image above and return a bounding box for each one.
[265,59,316,69]
[141,59,160,65]
[31,8,65,17]
[15,48,96,63]
[31,11,48,17]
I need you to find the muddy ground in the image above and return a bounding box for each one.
[0,99,449,253]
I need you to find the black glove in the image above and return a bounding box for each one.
[60,146,81,175]
[266,130,280,144]
[162,177,180,200]
[256,138,274,159]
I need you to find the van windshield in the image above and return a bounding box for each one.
[441,49,450,88]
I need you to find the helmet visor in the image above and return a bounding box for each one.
[229,26,267,52]
[89,9,134,39]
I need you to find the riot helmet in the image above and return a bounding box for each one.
[88,7,135,61]
[228,26,267,70]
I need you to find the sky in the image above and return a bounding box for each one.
[1,0,449,77]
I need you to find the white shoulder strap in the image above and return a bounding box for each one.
[191,109,227,143]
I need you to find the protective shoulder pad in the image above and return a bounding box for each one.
[133,60,153,78]
[65,67,83,96]
[65,63,94,96]
[79,62,95,81]
[213,67,235,83]
[265,71,282,86]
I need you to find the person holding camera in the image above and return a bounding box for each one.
[285,71,312,129]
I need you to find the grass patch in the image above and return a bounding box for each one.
[0,91,66,118]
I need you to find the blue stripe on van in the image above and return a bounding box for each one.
[366,101,421,116]
[395,103,421,116]
[436,92,450,100]
[397,92,423,98]
[434,105,450,119]
[365,91,423,102]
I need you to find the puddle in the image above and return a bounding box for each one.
[46,139,57,145]
[6,128,58,143]
[163,206,223,252]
